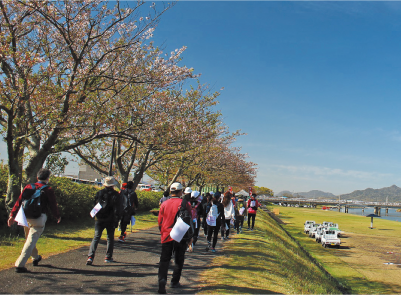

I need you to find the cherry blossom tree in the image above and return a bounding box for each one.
[73,83,221,190]
[0,0,193,210]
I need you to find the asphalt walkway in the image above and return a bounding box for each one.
[0,227,219,294]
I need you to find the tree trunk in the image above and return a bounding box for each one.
[167,167,182,188]
[5,127,24,213]
[24,151,48,184]
[116,140,137,183]
[132,148,152,191]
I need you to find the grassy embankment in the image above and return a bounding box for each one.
[274,205,401,294]
[0,211,158,271]
[198,209,345,294]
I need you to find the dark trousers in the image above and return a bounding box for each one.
[236,216,245,233]
[202,216,207,236]
[158,240,187,284]
[120,215,131,236]
[248,213,256,229]
[221,219,231,238]
[88,220,115,259]
[207,222,220,248]
[193,218,200,246]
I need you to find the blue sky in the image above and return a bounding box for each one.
[150,1,401,195]
[3,1,401,196]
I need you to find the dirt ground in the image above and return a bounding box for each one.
[330,231,401,293]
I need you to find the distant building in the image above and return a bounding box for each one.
[78,163,105,181]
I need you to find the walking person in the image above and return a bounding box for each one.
[157,182,192,294]
[235,198,247,234]
[7,168,61,273]
[205,192,223,253]
[188,191,202,252]
[247,193,260,230]
[86,176,121,265]
[221,191,235,240]
[201,193,210,237]
[118,181,138,242]
[159,190,170,206]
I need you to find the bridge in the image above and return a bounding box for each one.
[260,196,401,215]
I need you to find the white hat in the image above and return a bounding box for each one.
[191,191,200,198]
[103,176,118,187]
[209,191,214,195]
[170,182,183,192]
[184,187,192,194]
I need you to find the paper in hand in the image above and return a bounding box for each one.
[90,203,102,218]
[15,207,29,227]
[170,217,190,242]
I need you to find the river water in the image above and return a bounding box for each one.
[338,207,401,222]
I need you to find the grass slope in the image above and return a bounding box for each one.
[275,206,401,294]
[198,210,344,294]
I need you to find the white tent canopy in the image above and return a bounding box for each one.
[235,189,249,197]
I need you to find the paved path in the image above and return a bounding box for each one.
[0,227,220,294]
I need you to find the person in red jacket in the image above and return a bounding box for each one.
[7,168,61,273]
[157,182,192,294]
[247,193,260,231]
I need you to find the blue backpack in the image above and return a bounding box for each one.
[22,184,48,219]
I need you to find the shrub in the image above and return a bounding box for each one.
[49,177,100,221]
[0,163,8,226]
[0,174,163,226]
[136,191,163,211]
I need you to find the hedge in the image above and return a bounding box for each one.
[1,174,162,226]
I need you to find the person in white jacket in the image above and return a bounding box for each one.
[221,191,235,240]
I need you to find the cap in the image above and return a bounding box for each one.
[191,191,200,198]
[103,176,118,187]
[170,182,183,192]
[184,187,192,194]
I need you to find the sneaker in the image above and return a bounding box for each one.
[251,228,254,231]
[123,232,127,237]
[221,237,225,241]
[118,236,125,243]
[86,257,93,265]
[170,282,182,288]
[211,248,216,253]
[33,255,42,266]
[226,236,230,240]
[15,267,28,273]
[247,227,251,230]
[104,257,114,263]
[158,279,167,294]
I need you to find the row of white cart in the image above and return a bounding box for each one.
[304,220,342,248]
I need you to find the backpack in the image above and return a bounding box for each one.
[96,189,116,219]
[22,184,48,219]
[174,202,194,242]
[121,189,133,216]
[208,203,218,218]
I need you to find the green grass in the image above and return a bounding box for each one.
[274,206,401,294]
[198,210,345,294]
[0,211,158,270]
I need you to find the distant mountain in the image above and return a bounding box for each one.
[275,190,336,199]
[296,190,336,199]
[340,185,401,203]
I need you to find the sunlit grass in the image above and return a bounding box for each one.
[275,206,401,294]
[0,211,158,270]
[198,210,344,294]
